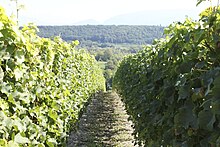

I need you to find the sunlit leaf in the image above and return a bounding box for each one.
[14,67,23,81]
[0,67,4,82]
[0,139,7,146]
[46,138,57,147]
[2,117,13,129]
[48,109,58,121]
[15,50,25,64]
[8,94,15,104]
[7,141,19,147]
[1,82,12,95]
[14,133,30,144]
[13,119,26,132]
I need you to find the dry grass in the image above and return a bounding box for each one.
[67,92,137,147]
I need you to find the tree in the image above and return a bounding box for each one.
[103,49,113,61]
[10,0,25,25]
[105,60,115,70]
[95,51,104,61]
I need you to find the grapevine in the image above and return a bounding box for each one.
[113,6,220,146]
[0,7,105,146]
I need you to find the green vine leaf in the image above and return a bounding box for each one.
[178,85,190,100]
[198,110,215,131]
[0,67,4,82]
[14,133,30,144]
[15,50,25,64]
[174,106,197,129]
[7,141,19,147]
[212,76,220,98]
[14,67,23,81]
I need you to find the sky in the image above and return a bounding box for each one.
[0,0,214,26]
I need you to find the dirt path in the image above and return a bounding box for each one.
[67,92,136,147]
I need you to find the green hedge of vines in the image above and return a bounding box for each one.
[0,7,105,146]
[113,7,220,146]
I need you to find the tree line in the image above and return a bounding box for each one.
[37,25,164,45]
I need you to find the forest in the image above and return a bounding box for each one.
[37,25,164,45]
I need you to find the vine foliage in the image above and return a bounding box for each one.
[113,6,220,146]
[0,7,105,146]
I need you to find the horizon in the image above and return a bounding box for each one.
[1,0,213,26]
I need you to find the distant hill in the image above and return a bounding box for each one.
[37,25,164,45]
[102,10,200,26]
[73,19,101,25]
[70,9,201,26]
